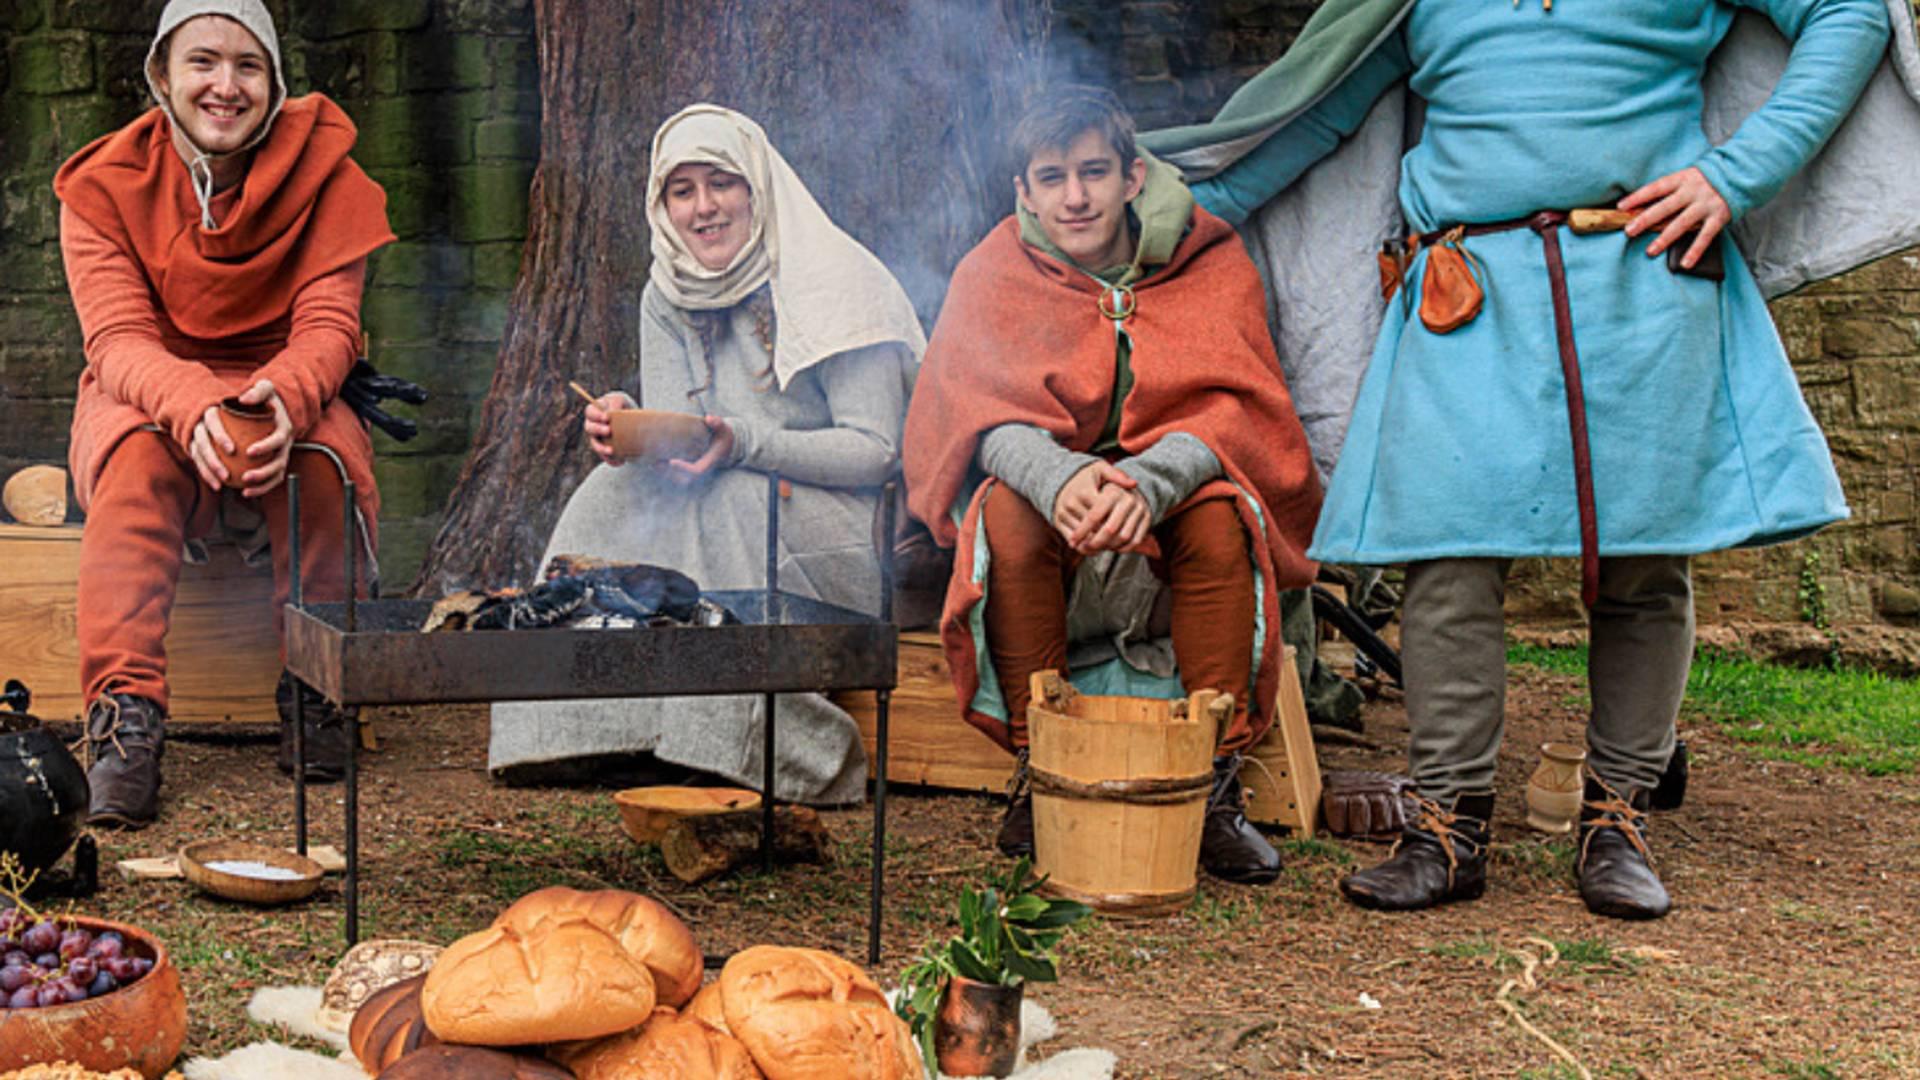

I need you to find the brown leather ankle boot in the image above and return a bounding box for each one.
[84,693,165,829]
[1200,754,1282,884]
[1340,791,1493,911]
[1576,775,1670,919]
[276,671,351,783]
[995,747,1034,858]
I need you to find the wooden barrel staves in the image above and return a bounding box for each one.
[1026,671,1226,918]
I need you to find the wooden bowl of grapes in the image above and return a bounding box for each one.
[0,912,188,1078]
[179,839,324,906]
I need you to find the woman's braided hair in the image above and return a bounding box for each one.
[685,284,777,403]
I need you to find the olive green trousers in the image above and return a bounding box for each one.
[1401,556,1691,803]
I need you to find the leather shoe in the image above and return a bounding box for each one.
[1576,776,1670,919]
[276,671,351,783]
[996,748,1034,858]
[1200,754,1281,884]
[1340,791,1493,911]
[84,693,165,829]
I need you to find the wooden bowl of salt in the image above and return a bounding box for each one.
[179,838,324,905]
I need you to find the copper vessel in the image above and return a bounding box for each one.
[935,975,1023,1077]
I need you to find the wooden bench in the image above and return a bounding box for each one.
[839,634,1321,833]
[0,523,280,725]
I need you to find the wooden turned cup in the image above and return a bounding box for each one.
[608,408,711,464]
[214,397,277,489]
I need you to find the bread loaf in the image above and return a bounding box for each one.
[551,1006,764,1080]
[322,939,442,1035]
[686,980,731,1034]
[494,886,703,1007]
[379,1047,572,1080]
[348,974,440,1076]
[420,915,656,1045]
[719,946,923,1080]
[2,465,66,526]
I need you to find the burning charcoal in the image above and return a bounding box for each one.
[421,590,492,633]
[688,598,739,627]
[468,576,589,630]
[576,564,702,623]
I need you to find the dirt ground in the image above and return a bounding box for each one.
[45,658,1920,1079]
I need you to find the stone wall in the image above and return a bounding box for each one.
[1053,0,1918,630]
[2,0,1913,626]
[0,0,537,583]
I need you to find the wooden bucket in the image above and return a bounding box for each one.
[1027,672,1224,918]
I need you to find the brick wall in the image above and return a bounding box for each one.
[0,0,537,583]
[1052,0,1918,630]
[2,0,1913,626]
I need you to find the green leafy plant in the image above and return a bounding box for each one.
[894,857,1092,1069]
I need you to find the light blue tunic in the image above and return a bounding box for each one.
[1194,0,1889,563]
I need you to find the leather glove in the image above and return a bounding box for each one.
[1321,769,1413,839]
[339,359,428,442]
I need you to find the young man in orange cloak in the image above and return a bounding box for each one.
[53,0,394,827]
[903,88,1323,883]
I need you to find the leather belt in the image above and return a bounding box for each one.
[1415,209,1602,608]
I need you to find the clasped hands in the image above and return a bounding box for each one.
[189,378,291,497]
[1052,460,1150,554]
[582,391,733,487]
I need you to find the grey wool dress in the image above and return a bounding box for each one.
[488,282,913,804]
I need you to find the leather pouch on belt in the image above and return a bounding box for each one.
[1418,228,1486,334]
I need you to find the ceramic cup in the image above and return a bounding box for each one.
[214,397,277,489]
[1525,741,1587,834]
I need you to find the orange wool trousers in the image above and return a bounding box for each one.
[980,482,1257,753]
[76,429,358,711]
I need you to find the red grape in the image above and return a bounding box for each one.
[0,909,25,936]
[32,953,58,970]
[58,930,92,962]
[88,935,125,960]
[0,965,30,993]
[104,956,138,981]
[7,985,37,1009]
[66,956,97,984]
[130,957,152,978]
[19,922,58,956]
[34,983,68,1007]
[2,950,26,968]
[87,970,116,997]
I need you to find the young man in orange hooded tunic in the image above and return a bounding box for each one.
[52,0,394,827]
[903,88,1323,884]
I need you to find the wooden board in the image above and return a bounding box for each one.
[836,631,1014,794]
[1243,645,1323,834]
[0,523,280,725]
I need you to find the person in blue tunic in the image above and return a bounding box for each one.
[1139,0,1911,919]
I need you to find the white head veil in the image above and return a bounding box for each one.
[144,0,287,228]
[645,104,926,390]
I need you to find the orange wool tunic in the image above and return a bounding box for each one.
[53,95,395,521]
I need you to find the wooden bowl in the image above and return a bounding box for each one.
[613,786,761,844]
[608,409,711,464]
[213,397,277,489]
[178,839,324,905]
[0,915,188,1078]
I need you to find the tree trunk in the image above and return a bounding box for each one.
[413,0,1051,594]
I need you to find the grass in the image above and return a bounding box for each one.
[1509,643,1918,775]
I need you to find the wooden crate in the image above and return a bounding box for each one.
[836,631,1014,793]
[0,523,280,725]
[840,634,1324,831]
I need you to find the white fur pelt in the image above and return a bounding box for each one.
[184,987,1117,1080]
[179,987,362,1080]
